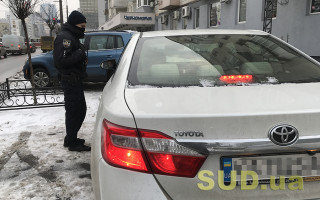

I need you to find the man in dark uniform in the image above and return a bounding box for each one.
[53,10,91,151]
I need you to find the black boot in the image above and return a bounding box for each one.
[68,142,91,152]
[64,138,85,147]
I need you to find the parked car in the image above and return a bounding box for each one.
[25,42,37,53]
[2,35,27,55]
[0,43,7,58]
[23,31,133,87]
[91,29,320,200]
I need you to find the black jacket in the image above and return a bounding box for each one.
[53,23,87,78]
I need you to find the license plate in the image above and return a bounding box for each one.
[222,153,320,183]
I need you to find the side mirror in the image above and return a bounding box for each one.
[100,59,117,70]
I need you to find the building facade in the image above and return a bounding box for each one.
[80,0,99,30]
[100,0,155,31]
[156,0,320,57]
[40,3,58,21]
[0,19,10,37]
[8,12,23,37]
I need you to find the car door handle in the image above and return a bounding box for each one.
[106,55,113,58]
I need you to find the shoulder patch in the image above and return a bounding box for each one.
[63,39,71,48]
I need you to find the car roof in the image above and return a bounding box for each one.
[85,31,132,36]
[139,29,269,38]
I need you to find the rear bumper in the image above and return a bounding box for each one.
[93,159,168,200]
[7,49,22,53]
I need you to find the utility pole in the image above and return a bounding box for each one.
[59,0,64,24]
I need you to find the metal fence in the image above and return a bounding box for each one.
[0,79,64,111]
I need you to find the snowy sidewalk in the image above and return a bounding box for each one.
[0,84,103,200]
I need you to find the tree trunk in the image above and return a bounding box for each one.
[21,19,37,105]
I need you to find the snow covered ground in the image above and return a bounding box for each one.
[0,78,104,199]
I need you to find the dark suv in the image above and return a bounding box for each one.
[23,31,133,87]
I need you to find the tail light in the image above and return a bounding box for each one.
[18,45,21,49]
[101,120,149,173]
[102,120,206,178]
[220,75,253,84]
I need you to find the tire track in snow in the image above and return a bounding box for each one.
[0,131,57,183]
[0,131,31,171]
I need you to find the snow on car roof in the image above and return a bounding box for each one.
[140,29,269,38]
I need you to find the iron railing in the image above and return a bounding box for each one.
[0,79,64,111]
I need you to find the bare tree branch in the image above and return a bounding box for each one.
[1,0,39,19]
[1,0,41,104]
[36,4,59,36]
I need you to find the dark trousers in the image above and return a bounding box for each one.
[61,81,87,146]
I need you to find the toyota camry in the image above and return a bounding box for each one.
[91,29,320,200]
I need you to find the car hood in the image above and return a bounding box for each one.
[24,52,53,65]
[34,51,53,59]
[125,83,320,140]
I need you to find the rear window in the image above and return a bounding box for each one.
[128,34,320,87]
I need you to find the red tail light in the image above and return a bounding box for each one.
[101,120,149,172]
[220,75,253,84]
[18,45,21,48]
[102,120,206,177]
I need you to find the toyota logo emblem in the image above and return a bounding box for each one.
[268,125,299,146]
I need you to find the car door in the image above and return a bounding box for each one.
[86,34,118,81]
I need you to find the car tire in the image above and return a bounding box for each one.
[33,68,51,87]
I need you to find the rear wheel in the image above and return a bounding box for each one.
[33,68,51,87]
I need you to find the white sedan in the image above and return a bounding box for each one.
[91,29,320,200]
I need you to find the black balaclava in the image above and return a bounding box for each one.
[67,10,86,32]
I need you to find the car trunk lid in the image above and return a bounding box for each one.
[125,83,320,200]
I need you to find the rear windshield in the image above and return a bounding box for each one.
[127,34,320,87]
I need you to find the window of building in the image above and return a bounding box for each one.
[194,8,200,28]
[183,18,188,29]
[311,0,320,14]
[238,0,247,23]
[209,2,221,27]
[137,0,150,7]
[262,0,277,20]
[172,19,178,30]
[273,1,277,18]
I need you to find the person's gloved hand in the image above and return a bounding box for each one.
[77,48,86,58]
